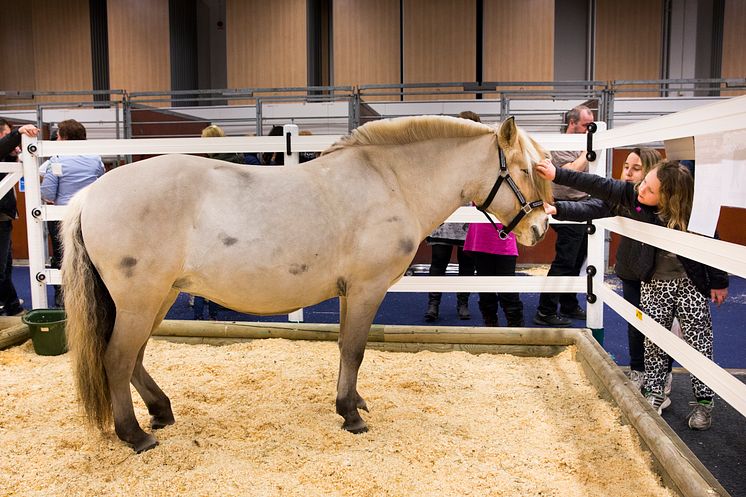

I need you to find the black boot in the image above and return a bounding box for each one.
[424,293,440,322]
[506,316,524,327]
[505,308,524,328]
[456,293,471,320]
[483,314,498,327]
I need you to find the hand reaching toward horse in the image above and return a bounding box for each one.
[543,202,557,216]
[535,159,556,180]
[18,124,40,137]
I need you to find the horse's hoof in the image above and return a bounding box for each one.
[342,420,369,434]
[133,435,159,454]
[151,414,175,430]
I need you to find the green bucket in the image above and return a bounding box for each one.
[22,309,67,356]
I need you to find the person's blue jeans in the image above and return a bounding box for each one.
[621,277,645,371]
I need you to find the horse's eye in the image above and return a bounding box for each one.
[521,169,530,176]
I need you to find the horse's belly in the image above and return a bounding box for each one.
[183,273,336,316]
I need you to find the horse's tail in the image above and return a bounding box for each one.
[61,187,116,431]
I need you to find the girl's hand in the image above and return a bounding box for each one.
[543,202,557,216]
[535,159,556,180]
[711,288,728,306]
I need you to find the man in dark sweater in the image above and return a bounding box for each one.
[0,121,39,315]
[533,106,595,327]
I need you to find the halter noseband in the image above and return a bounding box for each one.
[476,146,545,240]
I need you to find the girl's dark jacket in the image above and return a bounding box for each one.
[552,168,728,298]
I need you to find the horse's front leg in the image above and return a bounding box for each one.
[336,287,386,433]
[105,310,159,453]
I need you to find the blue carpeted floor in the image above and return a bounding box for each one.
[12,266,744,369]
[158,271,746,370]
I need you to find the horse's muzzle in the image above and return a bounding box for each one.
[527,217,549,245]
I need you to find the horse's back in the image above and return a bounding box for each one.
[78,154,417,313]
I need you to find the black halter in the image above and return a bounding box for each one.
[476,146,545,240]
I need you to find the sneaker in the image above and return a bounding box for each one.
[645,392,671,415]
[533,312,571,327]
[629,370,644,391]
[664,372,673,397]
[561,306,587,320]
[687,401,713,430]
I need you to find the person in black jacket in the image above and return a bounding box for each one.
[537,158,728,431]
[0,122,39,315]
[551,148,666,392]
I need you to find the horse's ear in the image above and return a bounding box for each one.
[498,117,518,146]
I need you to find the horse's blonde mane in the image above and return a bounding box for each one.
[323,115,493,154]
[322,115,553,203]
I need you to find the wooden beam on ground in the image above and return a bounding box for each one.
[0,320,29,350]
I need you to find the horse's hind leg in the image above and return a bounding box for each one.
[132,346,175,430]
[131,289,180,430]
[336,286,387,434]
[105,309,161,453]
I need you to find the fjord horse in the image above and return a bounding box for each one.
[62,115,552,452]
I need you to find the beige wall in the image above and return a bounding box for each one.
[333,0,400,88]
[0,2,35,98]
[403,0,476,99]
[595,0,662,89]
[0,0,92,105]
[722,0,746,88]
[107,0,170,94]
[2,2,743,104]
[482,0,554,83]
[227,0,307,90]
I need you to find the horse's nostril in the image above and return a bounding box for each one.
[543,217,549,230]
[532,225,542,241]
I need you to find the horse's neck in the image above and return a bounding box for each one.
[385,135,495,236]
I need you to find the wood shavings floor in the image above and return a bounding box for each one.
[0,338,675,497]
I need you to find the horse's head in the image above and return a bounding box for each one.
[479,118,552,246]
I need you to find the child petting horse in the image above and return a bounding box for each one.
[537,158,728,431]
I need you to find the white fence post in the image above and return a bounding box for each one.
[283,124,304,322]
[587,121,607,342]
[20,134,49,309]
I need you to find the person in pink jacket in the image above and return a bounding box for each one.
[463,223,523,327]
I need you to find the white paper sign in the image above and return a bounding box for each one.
[689,130,746,236]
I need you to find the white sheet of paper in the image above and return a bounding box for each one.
[689,130,746,236]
